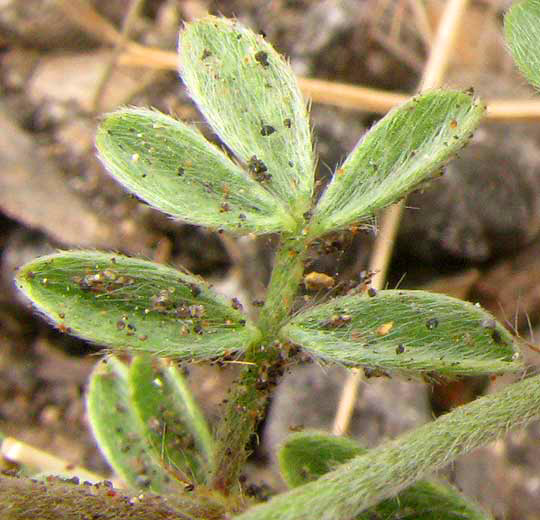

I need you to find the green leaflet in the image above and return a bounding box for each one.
[278,431,363,489]
[87,356,183,492]
[129,356,214,485]
[504,0,540,90]
[309,90,485,237]
[370,480,493,520]
[279,431,491,520]
[180,16,315,220]
[15,251,260,360]
[96,108,295,234]
[279,290,521,376]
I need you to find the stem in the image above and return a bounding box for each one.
[256,235,309,338]
[0,474,226,520]
[210,234,309,493]
[237,373,540,520]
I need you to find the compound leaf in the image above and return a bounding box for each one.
[129,355,214,485]
[87,356,182,492]
[309,90,485,237]
[180,16,315,219]
[505,0,540,90]
[16,251,260,360]
[279,290,521,376]
[96,108,296,234]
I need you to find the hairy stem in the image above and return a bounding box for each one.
[0,474,226,520]
[210,234,309,493]
[236,373,540,520]
[256,234,309,338]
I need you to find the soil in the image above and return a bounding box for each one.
[1,1,540,518]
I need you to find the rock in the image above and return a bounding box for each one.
[262,363,430,478]
[0,0,97,49]
[0,104,151,253]
[400,122,540,262]
[400,64,540,263]
[27,51,142,114]
[0,0,130,50]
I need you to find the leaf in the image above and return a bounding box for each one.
[87,356,182,492]
[15,251,261,360]
[504,0,540,89]
[279,290,521,376]
[309,90,485,237]
[180,16,315,219]
[96,108,296,234]
[278,431,363,488]
[371,480,493,520]
[129,355,214,485]
[278,431,492,520]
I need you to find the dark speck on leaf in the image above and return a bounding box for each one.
[481,319,497,330]
[254,51,269,67]
[136,476,151,488]
[189,283,201,297]
[248,156,267,174]
[194,324,204,335]
[364,367,389,379]
[426,318,439,330]
[231,297,243,311]
[396,344,405,354]
[248,155,271,182]
[491,329,505,345]
[177,166,185,176]
[201,49,212,60]
[261,125,275,136]
[284,118,292,128]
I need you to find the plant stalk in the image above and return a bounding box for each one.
[0,474,226,520]
[256,234,309,338]
[236,372,540,520]
[210,233,309,493]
